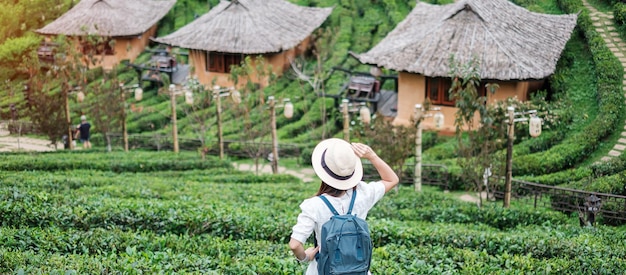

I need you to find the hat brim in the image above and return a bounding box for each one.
[311,138,363,190]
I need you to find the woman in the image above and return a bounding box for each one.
[289,138,399,274]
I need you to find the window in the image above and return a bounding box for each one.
[80,38,114,56]
[426,77,489,106]
[426,77,454,106]
[206,52,243,73]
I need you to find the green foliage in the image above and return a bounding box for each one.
[0,151,232,172]
[449,57,506,199]
[514,0,625,177]
[614,2,626,25]
[0,35,41,80]
[1,151,626,272]
[353,115,416,183]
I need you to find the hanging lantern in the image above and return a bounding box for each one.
[359,103,371,124]
[283,98,294,119]
[433,111,444,130]
[414,104,423,121]
[231,89,242,105]
[76,91,85,103]
[185,90,194,105]
[529,115,542,137]
[134,87,143,101]
[369,66,382,78]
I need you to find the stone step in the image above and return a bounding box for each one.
[618,137,626,144]
[601,156,613,162]
[614,144,626,151]
[609,150,622,157]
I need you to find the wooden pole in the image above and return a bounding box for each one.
[269,97,279,174]
[170,87,179,153]
[121,88,129,152]
[65,88,74,150]
[415,121,423,192]
[504,107,515,208]
[216,89,224,159]
[342,99,349,141]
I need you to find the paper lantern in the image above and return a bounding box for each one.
[185,90,194,105]
[231,89,242,105]
[283,98,293,119]
[529,116,542,137]
[359,103,371,124]
[433,112,444,130]
[414,104,423,121]
[134,87,143,101]
[76,91,85,103]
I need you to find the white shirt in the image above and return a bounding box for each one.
[290,181,386,275]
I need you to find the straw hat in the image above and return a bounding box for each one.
[311,138,363,190]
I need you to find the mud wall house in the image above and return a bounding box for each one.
[152,0,332,88]
[36,0,176,70]
[355,0,577,133]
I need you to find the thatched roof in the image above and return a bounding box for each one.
[152,0,333,54]
[36,0,176,37]
[355,0,578,80]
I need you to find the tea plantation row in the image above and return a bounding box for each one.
[1,151,625,274]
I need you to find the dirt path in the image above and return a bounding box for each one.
[0,129,59,152]
[231,161,482,203]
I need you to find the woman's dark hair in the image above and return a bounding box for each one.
[315,182,345,197]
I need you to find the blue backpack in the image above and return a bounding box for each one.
[316,189,372,275]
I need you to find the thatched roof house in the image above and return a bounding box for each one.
[357,0,577,80]
[153,0,332,87]
[355,0,577,131]
[36,0,176,69]
[37,0,175,37]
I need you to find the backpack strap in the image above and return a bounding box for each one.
[318,187,358,216]
[318,195,339,215]
[347,188,357,215]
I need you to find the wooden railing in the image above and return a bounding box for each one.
[492,178,626,224]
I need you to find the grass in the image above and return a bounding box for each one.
[586,0,615,12]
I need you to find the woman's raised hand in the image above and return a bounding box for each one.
[351,142,377,160]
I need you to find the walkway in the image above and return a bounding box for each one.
[583,0,626,162]
[233,162,316,183]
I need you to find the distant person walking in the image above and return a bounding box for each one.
[76,115,91,149]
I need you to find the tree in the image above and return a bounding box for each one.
[289,27,339,140]
[180,76,218,160]
[17,35,86,148]
[449,57,505,207]
[230,56,278,174]
[86,67,126,151]
[354,115,416,192]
